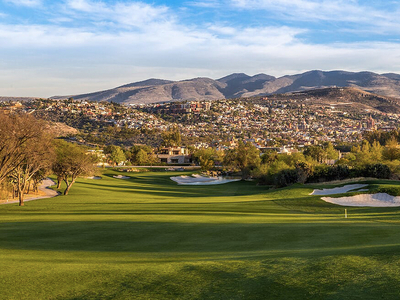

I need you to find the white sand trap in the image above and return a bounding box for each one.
[322,193,400,207]
[192,174,204,178]
[171,174,241,185]
[310,184,368,195]
[113,175,130,179]
[87,176,102,180]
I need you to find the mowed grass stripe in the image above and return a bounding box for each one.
[2,170,400,299]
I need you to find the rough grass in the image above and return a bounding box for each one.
[1,170,400,299]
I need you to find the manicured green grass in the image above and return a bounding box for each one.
[2,170,400,299]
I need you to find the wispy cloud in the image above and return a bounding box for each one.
[1,0,400,96]
[230,0,400,34]
[186,0,221,8]
[0,24,101,47]
[208,25,237,36]
[65,0,171,28]
[4,0,42,7]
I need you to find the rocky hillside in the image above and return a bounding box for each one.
[51,70,400,105]
[264,87,400,114]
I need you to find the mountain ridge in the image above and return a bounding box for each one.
[48,70,400,104]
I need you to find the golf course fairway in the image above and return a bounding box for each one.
[2,170,400,299]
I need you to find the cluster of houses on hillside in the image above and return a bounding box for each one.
[1,98,400,160]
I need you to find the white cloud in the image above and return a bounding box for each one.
[208,25,237,36]
[232,27,305,46]
[65,0,171,28]
[1,0,400,96]
[4,0,42,7]
[0,24,102,47]
[230,0,400,34]
[3,33,400,97]
[186,0,221,8]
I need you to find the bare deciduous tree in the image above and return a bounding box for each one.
[0,113,45,184]
[9,133,55,206]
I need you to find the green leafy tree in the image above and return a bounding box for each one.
[370,140,383,161]
[275,169,298,187]
[261,151,278,164]
[295,161,314,184]
[128,145,157,166]
[383,138,400,161]
[135,149,149,165]
[304,146,326,163]
[277,152,307,167]
[161,126,181,147]
[104,145,126,166]
[346,140,386,167]
[360,163,391,179]
[193,148,217,171]
[325,142,339,160]
[223,142,261,179]
[53,140,97,195]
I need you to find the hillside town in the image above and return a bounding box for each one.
[3,94,398,152]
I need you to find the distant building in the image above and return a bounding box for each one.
[366,116,376,130]
[86,149,110,166]
[170,101,211,114]
[278,146,299,155]
[157,147,191,164]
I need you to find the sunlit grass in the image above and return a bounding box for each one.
[1,170,400,299]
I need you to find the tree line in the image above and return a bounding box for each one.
[192,137,400,187]
[0,113,96,206]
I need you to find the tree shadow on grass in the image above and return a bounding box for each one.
[77,175,265,199]
[2,221,400,258]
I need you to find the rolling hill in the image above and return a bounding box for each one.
[50,70,400,105]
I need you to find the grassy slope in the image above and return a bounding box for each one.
[1,170,400,299]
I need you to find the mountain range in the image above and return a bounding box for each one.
[51,70,400,104]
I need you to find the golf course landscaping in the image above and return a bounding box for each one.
[2,169,400,299]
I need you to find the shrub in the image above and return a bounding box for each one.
[275,169,299,187]
[359,163,391,179]
[307,165,350,183]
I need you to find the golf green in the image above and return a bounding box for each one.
[1,170,400,299]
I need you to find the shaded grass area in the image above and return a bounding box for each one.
[2,171,400,299]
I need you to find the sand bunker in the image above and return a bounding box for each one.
[312,183,400,207]
[311,184,368,195]
[322,193,400,207]
[87,176,102,180]
[113,175,130,179]
[171,174,241,185]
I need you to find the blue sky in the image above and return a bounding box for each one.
[1,0,400,97]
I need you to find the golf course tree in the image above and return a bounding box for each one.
[127,145,158,166]
[53,140,97,195]
[9,132,55,206]
[383,138,400,161]
[193,147,219,171]
[161,126,181,147]
[104,145,126,166]
[303,143,338,163]
[0,113,44,185]
[223,141,261,179]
